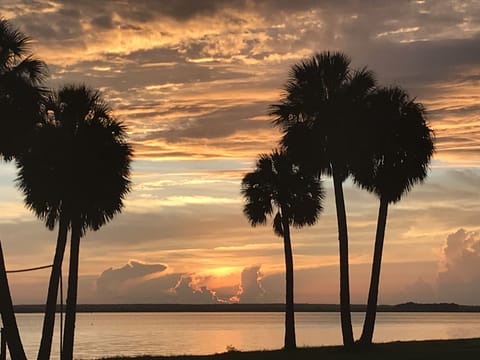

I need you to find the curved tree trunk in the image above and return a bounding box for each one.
[0,241,27,360]
[359,197,389,345]
[281,209,296,350]
[332,171,354,346]
[61,217,81,360]
[38,214,69,360]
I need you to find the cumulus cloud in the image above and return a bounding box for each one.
[393,229,480,305]
[437,229,480,304]
[171,276,219,304]
[95,261,226,303]
[234,266,266,303]
[95,262,286,304]
[96,260,167,297]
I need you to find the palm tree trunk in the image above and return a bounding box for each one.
[359,196,389,345]
[281,209,296,350]
[61,217,81,360]
[38,214,69,360]
[0,241,27,360]
[332,170,354,346]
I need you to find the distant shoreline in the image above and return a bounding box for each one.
[13,302,480,313]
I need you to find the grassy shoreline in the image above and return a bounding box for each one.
[103,338,480,360]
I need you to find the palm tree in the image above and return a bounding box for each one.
[16,84,133,360]
[351,86,435,345]
[0,17,47,160]
[241,149,324,350]
[0,18,46,360]
[0,242,27,360]
[13,109,71,360]
[271,51,376,346]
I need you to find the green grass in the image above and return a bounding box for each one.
[103,338,480,360]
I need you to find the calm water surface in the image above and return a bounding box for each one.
[6,312,480,359]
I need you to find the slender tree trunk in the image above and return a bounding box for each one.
[38,214,69,360]
[281,209,296,350]
[359,197,389,345]
[0,241,27,360]
[332,171,354,346]
[61,217,81,360]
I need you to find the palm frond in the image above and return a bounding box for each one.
[241,149,324,236]
[16,84,133,234]
[351,86,435,203]
[0,18,30,68]
[271,51,376,179]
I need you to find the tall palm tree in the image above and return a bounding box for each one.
[0,242,27,360]
[241,149,323,350]
[0,18,46,360]
[271,51,376,346]
[351,86,435,345]
[0,17,47,160]
[13,106,71,360]
[16,84,133,360]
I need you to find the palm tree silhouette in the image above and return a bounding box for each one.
[0,18,47,161]
[16,84,133,360]
[0,18,47,360]
[271,51,376,346]
[351,86,435,345]
[16,116,71,360]
[0,242,27,360]
[241,149,323,349]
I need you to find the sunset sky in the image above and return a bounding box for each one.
[0,0,479,306]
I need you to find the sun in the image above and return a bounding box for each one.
[191,266,243,289]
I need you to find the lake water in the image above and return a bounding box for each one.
[4,312,480,359]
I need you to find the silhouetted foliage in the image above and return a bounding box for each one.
[242,149,324,350]
[0,242,27,360]
[17,85,132,233]
[16,84,133,360]
[0,18,47,360]
[352,86,435,202]
[271,51,376,346]
[0,18,47,161]
[352,86,435,345]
